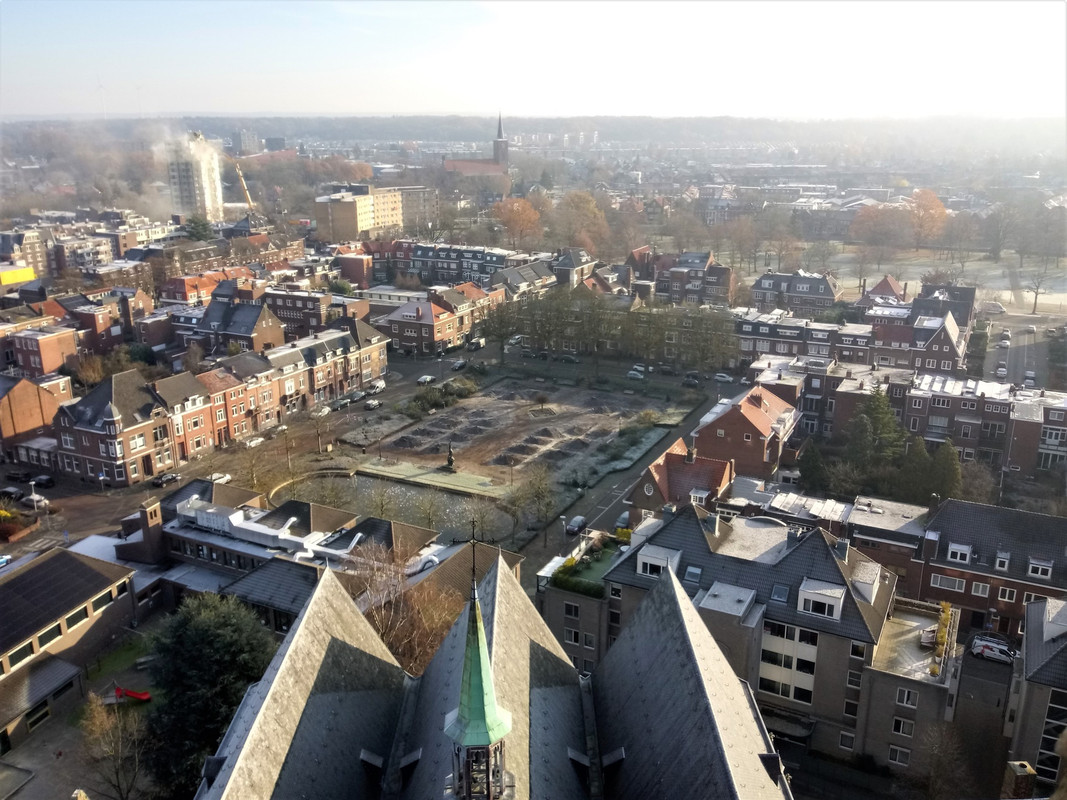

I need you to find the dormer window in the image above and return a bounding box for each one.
[948,544,971,563]
[690,489,709,507]
[640,561,662,576]
[803,598,835,617]
[798,578,844,620]
[1028,559,1053,580]
[995,552,1010,572]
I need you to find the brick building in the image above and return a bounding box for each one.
[692,387,802,480]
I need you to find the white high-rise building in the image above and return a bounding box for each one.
[167,135,224,223]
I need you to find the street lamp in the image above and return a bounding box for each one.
[560,515,567,546]
[28,480,37,512]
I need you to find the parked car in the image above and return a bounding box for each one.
[328,397,351,411]
[507,335,523,346]
[537,350,550,360]
[152,472,181,488]
[713,373,735,383]
[970,636,1016,664]
[269,425,289,439]
[559,354,580,364]
[684,370,702,382]
[0,487,24,502]
[311,406,331,417]
[365,399,382,410]
[996,367,1008,379]
[20,493,48,509]
[245,437,266,448]
[0,554,11,569]
[5,470,31,483]
[451,360,467,371]
[656,364,677,376]
[980,301,1006,314]
[995,339,1010,349]
[208,473,232,484]
[345,390,367,403]
[626,370,645,380]
[1000,330,1012,340]
[631,364,646,374]
[613,511,630,532]
[1025,324,1037,333]
[520,349,535,359]
[31,475,55,488]
[682,376,700,388]
[417,375,436,386]
[565,515,589,536]
[467,337,486,351]
[366,380,386,395]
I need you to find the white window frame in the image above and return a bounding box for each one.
[999,587,1017,602]
[896,688,917,708]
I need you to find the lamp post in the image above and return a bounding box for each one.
[560,515,567,547]
[28,480,37,512]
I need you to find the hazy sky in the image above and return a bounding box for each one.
[2,0,1065,120]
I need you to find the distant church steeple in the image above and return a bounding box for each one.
[493,113,508,166]
[444,542,512,799]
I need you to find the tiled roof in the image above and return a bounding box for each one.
[222,559,321,616]
[925,499,1067,589]
[195,367,242,395]
[152,371,208,407]
[644,438,732,505]
[1024,599,1067,688]
[65,369,162,429]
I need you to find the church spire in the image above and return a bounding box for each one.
[496,112,504,141]
[445,543,512,747]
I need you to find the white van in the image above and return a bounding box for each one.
[971,636,1016,664]
[366,379,386,395]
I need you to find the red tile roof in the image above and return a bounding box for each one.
[645,438,734,505]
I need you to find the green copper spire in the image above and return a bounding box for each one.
[444,548,512,747]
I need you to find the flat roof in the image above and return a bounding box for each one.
[872,607,946,683]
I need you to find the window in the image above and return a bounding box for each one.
[610,586,621,599]
[584,633,596,649]
[640,561,662,577]
[564,602,579,619]
[931,574,965,592]
[743,433,752,442]
[802,598,835,617]
[1024,592,1048,604]
[972,582,990,598]
[798,629,819,646]
[889,746,911,767]
[796,658,816,675]
[609,610,621,626]
[844,700,858,718]
[896,688,917,708]
[683,565,702,583]
[999,587,1017,602]
[931,397,950,408]
[38,623,62,648]
[847,670,862,688]
[840,732,855,751]
[912,398,924,409]
[764,621,795,640]
[1029,560,1053,579]
[8,640,35,667]
[995,554,1010,571]
[893,717,914,737]
[92,590,114,612]
[761,649,793,669]
[851,641,866,659]
[771,584,789,603]
[948,544,970,563]
[60,433,74,449]
[564,628,579,646]
[793,687,813,704]
[65,606,89,629]
[758,678,791,698]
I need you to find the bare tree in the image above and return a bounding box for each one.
[1026,267,1052,314]
[80,692,149,800]
[414,488,444,529]
[465,496,498,540]
[182,342,205,375]
[367,482,399,519]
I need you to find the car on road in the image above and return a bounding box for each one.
[713,372,735,383]
[5,470,31,483]
[520,349,535,358]
[366,380,386,395]
[565,515,588,536]
[328,397,351,411]
[269,425,289,439]
[311,406,331,417]
[365,399,382,410]
[995,339,1010,349]
[0,487,24,502]
[996,367,1008,379]
[245,437,266,448]
[980,301,1006,314]
[559,354,580,364]
[20,493,48,509]
[1025,324,1037,333]
[208,473,232,484]
[31,475,55,488]
[1000,330,1012,340]
[344,390,366,403]
[537,350,550,360]
[152,472,181,488]
[626,370,645,380]
[970,636,1016,664]
[0,554,11,569]
[507,335,523,346]
[656,364,677,375]
[451,360,467,371]
[417,375,437,386]
[466,337,486,351]
[682,376,701,388]
[631,364,646,374]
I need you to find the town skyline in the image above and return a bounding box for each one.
[1,0,1065,121]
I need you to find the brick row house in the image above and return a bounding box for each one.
[691,387,802,480]
[261,287,364,339]
[409,243,512,286]
[53,325,388,485]
[653,251,738,306]
[375,282,502,355]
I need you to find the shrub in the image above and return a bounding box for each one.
[615,528,632,544]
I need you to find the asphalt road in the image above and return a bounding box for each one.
[984,312,1064,389]
[953,650,1014,798]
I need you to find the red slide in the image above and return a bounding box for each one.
[114,686,152,701]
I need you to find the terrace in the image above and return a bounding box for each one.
[873,598,959,683]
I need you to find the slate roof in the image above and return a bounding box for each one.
[1023,599,1067,689]
[0,549,133,653]
[0,655,81,727]
[217,351,275,381]
[64,369,162,430]
[222,559,320,616]
[409,540,523,598]
[257,500,356,538]
[604,506,894,644]
[196,299,272,337]
[152,371,209,408]
[846,496,928,544]
[594,570,791,800]
[925,499,1067,589]
[203,569,408,799]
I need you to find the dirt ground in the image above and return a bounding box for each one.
[379,381,673,487]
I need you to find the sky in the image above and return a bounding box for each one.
[1,0,1065,120]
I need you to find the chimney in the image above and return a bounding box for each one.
[846,369,853,379]
[685,444,696,464]
[928,493,941,518]
[415,306,422,320]
[903,281,908,301]
[835,537,850,562]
